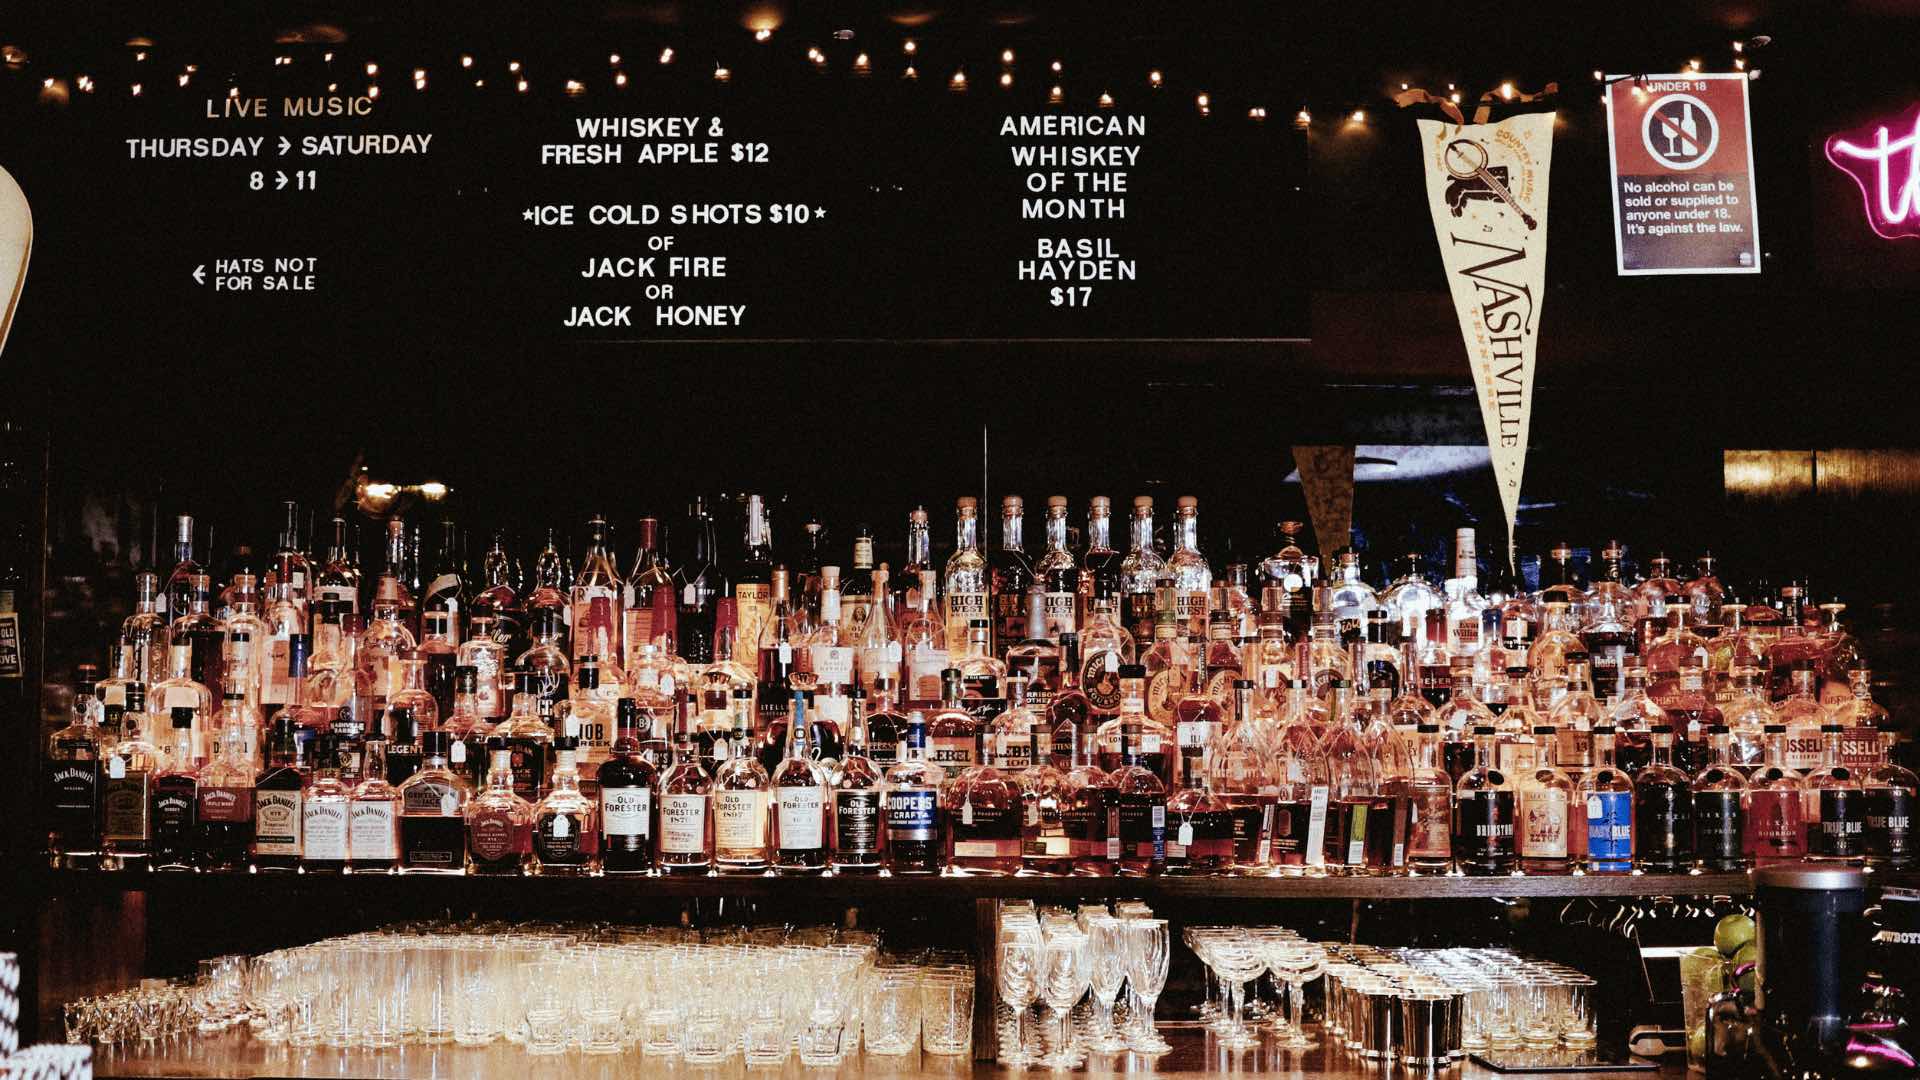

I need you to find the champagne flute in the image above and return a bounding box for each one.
[1085,916,1132,1053]
[1122,918,1171,1054]
[998,936,1042,1067]
[1037,932,1092,1069]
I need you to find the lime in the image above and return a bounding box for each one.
[1690,945,1723,962]
[1732,941,1756,970]
[1735,964,1756,994]
[1715,914,1755,957]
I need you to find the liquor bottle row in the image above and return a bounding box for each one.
[45,653,1912,877]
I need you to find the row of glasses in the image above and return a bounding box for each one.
[997,903,1170,1067]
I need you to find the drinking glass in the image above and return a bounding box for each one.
[998,936,1042,1067]
[1211,937,1268,1050]
[741,970,794,1067]
[519,959,572,1056]
[862,966,922,1056]
[1121,918,1171,1054]
[1085,916,1132,1053]
[799,953,862,1066]
[451,939,502,1046]
[920,970,976,1058]
[1270,941,1325,1049]
[1038,932,1092,1069]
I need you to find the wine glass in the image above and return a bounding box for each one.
[1038,932,1092,1069]
[999,936,1042,1067]
[1211,937,1269,1050]
[1085,916,1132,1053]
[1122,918,1171,1054]
[1270,941,1326,1049]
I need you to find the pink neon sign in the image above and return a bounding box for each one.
[1827,104,1920,240]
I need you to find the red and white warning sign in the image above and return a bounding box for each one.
[1604,73,1761,275]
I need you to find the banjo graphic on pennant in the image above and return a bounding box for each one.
[1417,112,1554,569]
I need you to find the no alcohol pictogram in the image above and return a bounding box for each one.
[1641,93,1720,171]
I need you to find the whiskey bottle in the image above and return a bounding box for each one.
[1452,725,1515,876]
[988,495,1034,655]
[884,712,945,875]
[1864,722,1917,870]
[927,668,979,781]
[1061,725,1119,876]
[1019,727,1073,875]
[864,679,906,769]
[45,678,104,865]
[623,516,674,668]
[771,692,829,873]
[102,684,159,869]
[349,738,402,873]
[1210,681,1277,872]
[149,707,200,872]
[942,497,988,651]
[570,514,626,674]
[397,731,469,874]
[532,730,600,876]
[384,706,423,786]
[195,716,255,870]
[301,735,353,873]
[1691,724,1749,871]
[945,728,1020,875]
[831,699,884,874]
[1745,723,1808,866]
[1633,725,1694,873]
[1045,633,1093,769]
[1035,496,1079,641]
[839,524,877,650]
[1405,722,1455,873]
[496,672,555,802]
[1806,723,1867,864]
[465,738,533,876]
[1110,729,1168,877]
[659,696,715,874]
[252,715,306,872]
[1094,664,1174,788]
[1166,497,1211,637]
[1516,725,1574,874]
[598,700,659,874]
[1077,496,1121,631]
[1118,497,1165,647]
[1581,726,1635,873]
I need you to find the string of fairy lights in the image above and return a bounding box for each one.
[5,25,1768,131]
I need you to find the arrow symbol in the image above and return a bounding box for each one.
[193,264,205,285]
[278,136,291,155]
[274,171,288,190]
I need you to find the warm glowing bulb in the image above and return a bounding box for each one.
[516,77,528,92]
[471,79,481,88]
[367,84,380,98]
[412,68,425,80]
[1400,81,1409,90]
[1248,106,1266,120]
[853,52,869,69]
[327,82,337,92]
[41,78,52,88]
[1499,81,1514,100]
[808,47,825,64]
[135,51,146,61]
[1732,40,1744,53]
[903,65,917,79]
[951,70,966,87]
[903,39,917,54]
[508,60,521,73]
[461,55,473,68]
[1050,60,1061,73]
[1592,69,1604,81]
[1295,108,1311,126]
[659,47,674,64]
[565,79,584,94]
[615,71,628,86]
[414,77,426,90]
[228,86,238,97]
[1689,58,1702,70]
[713,66,731,82]
[366,62,378,76]
[322,52,332,63]
[1449,92,1461,103]
[999,72,1012,87]
[1049,85,1063,103]
[1350,109,1366,123]
[1098,92,1113,108]
[1734,58,1746,70]
[131,82,142,95]
[608,53,621,65]
[755,28,772,42]
[1001,49,1014,64]
[1446,82,1454,91]
[419,482,448,499]
[1149,70,1163,87]
[1197,92,1211,108]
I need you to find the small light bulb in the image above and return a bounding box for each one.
[903,65,917,80]
[131,82,142,95]
[903,39,917,54]
[1499,81,1514,100]
[1098,91,1113,108]
[471,79,482,88]
[41,77,52,88]
[999,72,1012,87]
[1050,59,1061,73]
[327,82,337,92]
[1048,85,1063,103]
[1734,58,1746,70]
[1248,106,1266,120]
[1449,92,1460,103]
[1688,58,1702,71]
[1196,92,1210,108]
[322,52,332,63]
[951,69,966,88]
[366,61,378,77]
[1350,109,1366,123]
[509,60,521,73]
[1747,67,1761,80]
[609,53,621,65]
[461,55,473,68]
[1592,69,1604,81]
[1732,40,1745,53]
[228,85,238,97]
[367,84,379,99]
[1400,81,1409,90]
[1295,108,1311,126]
[615,71,628,86]
[412,68,425,81]
[1001,48,1014,64]
[853,52,870,70]
[516,77,528,92]
[1149,70,1163,87]
[755,28,772,42]
[414,77,425,90]
[659,48,673,64]
[565,79,584,95]
[135,51,146,61]
[713,66,730,82]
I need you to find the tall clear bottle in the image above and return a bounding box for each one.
[1582,726,1635,873]
[733,495,775,669]
[1118,497,1166,648]
[1036,498,1081,641]
[988,496,1034,655]
[943,498,989,650]
[571,515,626,682]
[770,692,829,874]
[1166,497,1212,637]
[831,697,884,874]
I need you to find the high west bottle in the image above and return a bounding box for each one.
[398,731,469,874]
[1165,497,1212,637]
[1516,725,1575,874]
[253,716,306,872]
[1691,724,1749,871]
[1633,724,1694,872]
[1117,496,1165,647]
[531,726,600,876]
[1805,723,1866,864]
[149,707,200,871]
[1581,726,1635,873]
[943,497,989,649]
[1452,725,1515,876]
[196,716,255,870]
[102,683,160,869]
[988,495,1034,655]
[45,676,105,865]
[597,699,658,873]
[831,698,884,874]
[770,691,829,873]
[465,738,533,875]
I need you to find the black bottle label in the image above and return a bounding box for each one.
[46,758,100,842]
[1453,790,1514,868]
[1692,790,1744,864]
[834,789,882,857]
[1116,799,1167,863]
[1814,789,1866,857]
[1634,782,1693,863]
[1867,787,1913,862]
